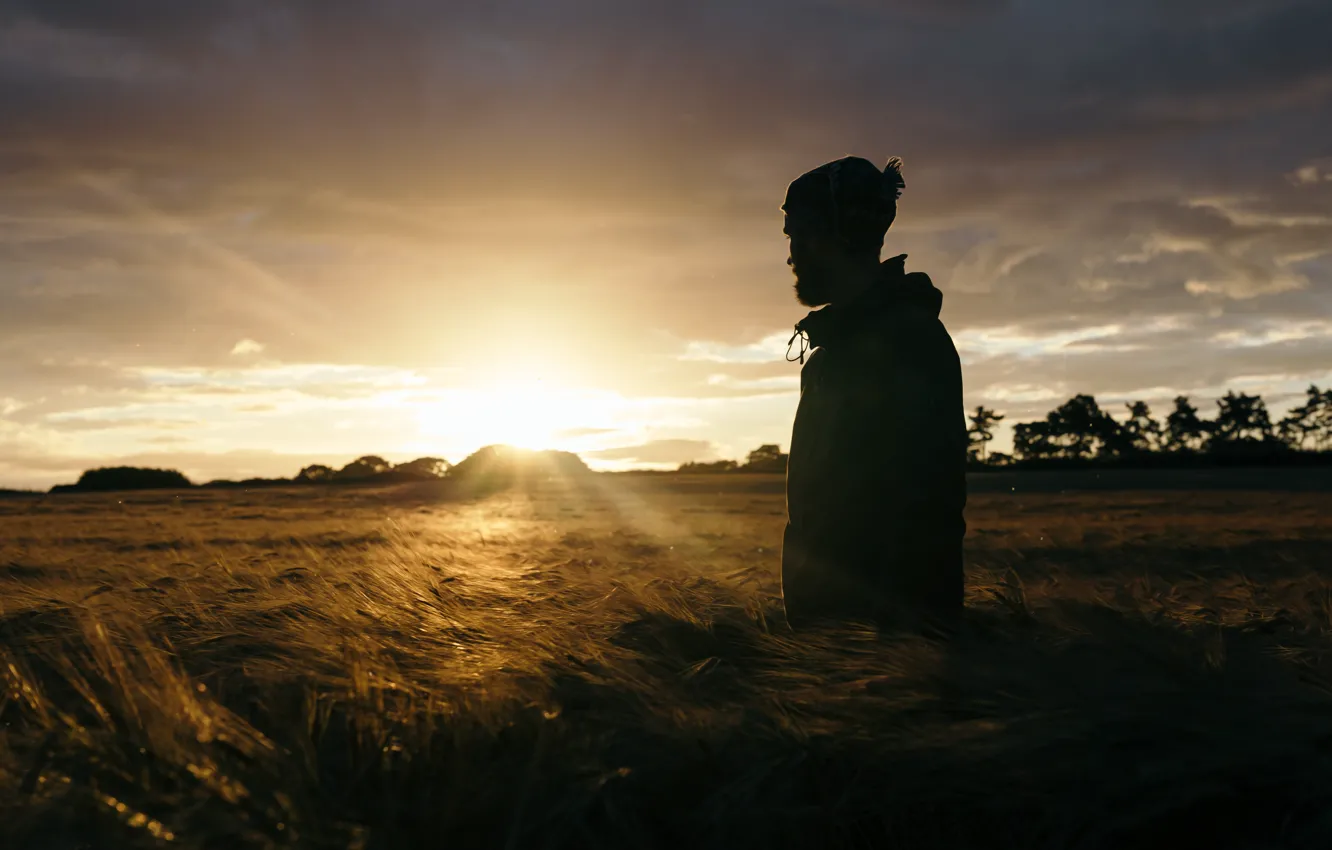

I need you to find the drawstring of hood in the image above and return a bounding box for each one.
[786,324,811,364]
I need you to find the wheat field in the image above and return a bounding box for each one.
[3,474,1331,849]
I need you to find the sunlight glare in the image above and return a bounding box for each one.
[415,377,614,451]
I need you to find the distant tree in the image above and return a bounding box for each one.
[986,451,1014,467]
[1094,412,1137,459]
[56,466,193,493]
[295,464,335,483]
[1278,384,1325,451]
[1045,394,1116,459]
[966,406,1004,463]
[678,460,740,473]
[202,477,290,489]
[393,457,451,479]
[1317,387,1332,450]
[335,455,392,481]
[1209,391,1273,447]
[1012,421,1055,460]
[1120,401,1163,454]
[1164,395,1210,452]
[744,444,788,473]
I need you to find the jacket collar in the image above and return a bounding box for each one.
[788,255,942,360]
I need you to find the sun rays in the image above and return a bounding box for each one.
[414,378,621,452]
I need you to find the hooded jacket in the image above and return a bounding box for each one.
[781,257,967,629]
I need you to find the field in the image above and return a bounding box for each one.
[3,473,1332,849]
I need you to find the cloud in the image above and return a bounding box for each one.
[130,363,429,394]
[42,415,200,432]
[230,338,264,355]
[678,332,794,364]
[1290,160,1332,185]
[704,374,801,392]
[554,427,617,439]
[1209,319,1332,347]
[586,439,717,465]
[954,324,1127,362]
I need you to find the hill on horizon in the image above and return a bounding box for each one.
[448,444,591,485]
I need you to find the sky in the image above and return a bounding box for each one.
[2,0,1331,488]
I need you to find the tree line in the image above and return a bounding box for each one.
[291,455,450,484]
[969,383,1331,466]
[48,455,453,493]
[678,443,789,474]
[47,447,594,494]
[676,384,1332,474]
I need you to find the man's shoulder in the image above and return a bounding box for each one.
[796,346,826,391]
[861,309,942,348]
[851,313,959,379]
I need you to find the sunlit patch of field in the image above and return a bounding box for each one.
[3,475,1332,849]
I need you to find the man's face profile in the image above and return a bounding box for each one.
[785,219,838,308]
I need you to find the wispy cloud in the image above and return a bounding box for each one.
[678,332,792,364]
[130,364,431,392]
[230,338,265,355]
[704,374,800,392]
[586,439,717,464]
[954,324,1126,362]
[1210,319,1332,348]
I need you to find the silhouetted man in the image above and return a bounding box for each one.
[780,155,967,633]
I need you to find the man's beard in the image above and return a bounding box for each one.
[793,271,832,307]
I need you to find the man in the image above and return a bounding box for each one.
[780,155,967,633]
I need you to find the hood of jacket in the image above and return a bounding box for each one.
[793,254,942,353]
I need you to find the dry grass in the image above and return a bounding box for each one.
[2,474,1332,849]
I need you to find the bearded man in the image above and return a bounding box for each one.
[780,155,967,633]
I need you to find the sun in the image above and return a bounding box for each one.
[415,377,612,452]
[462,379,562,450]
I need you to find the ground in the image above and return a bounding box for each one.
[2,473,1332,849]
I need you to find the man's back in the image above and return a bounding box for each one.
[782,267,967,630]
